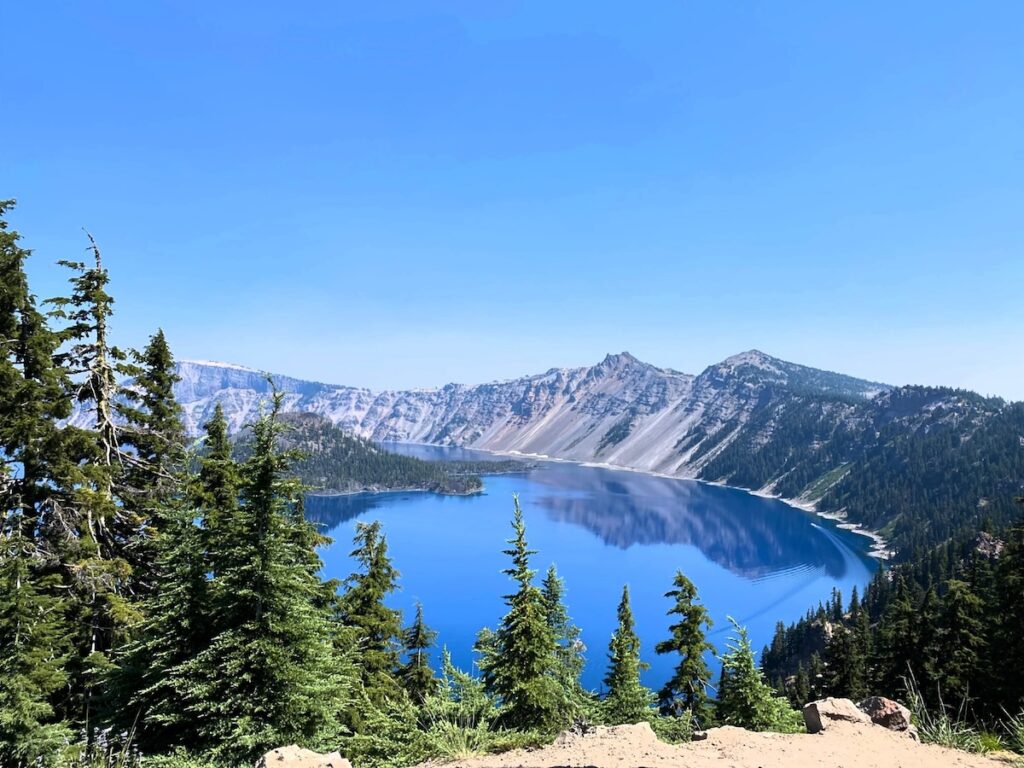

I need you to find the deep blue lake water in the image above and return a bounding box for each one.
[305,444,878,691]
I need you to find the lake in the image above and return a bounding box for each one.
[305,444,879,691]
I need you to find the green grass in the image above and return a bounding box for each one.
[904,674,986,754]
[1003,708,1024,755]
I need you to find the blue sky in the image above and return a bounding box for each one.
[4,2,1023,398]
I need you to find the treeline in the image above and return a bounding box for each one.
[762,510,1024,735]
[0,202,806,768]
[699,385,1024,559]
[237,411,526,496]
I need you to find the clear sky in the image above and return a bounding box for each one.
[4,2,1022,398]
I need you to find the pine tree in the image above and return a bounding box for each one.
[654,570,714,724]
[118,328,185,566]
[477,495,563,731]
[116,486,209,752]
[932,579,986,707]
[873,577,924,697]
[0,202,85,757]
[824,624,867,701]
[399,602,438,704]
[46,233,142,744]
[997,501,1024,712]
[0,200,76,538]
[183,394,347,762]
[793,663,811,707]
[716,618,799,732]
[0,518,72,767]
[198,403,241,563]
[540,564,586,714]
[602,585,654,725]
[337,520,404,709]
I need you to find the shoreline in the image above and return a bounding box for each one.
[364,439,892,561]
[459,445,893,561]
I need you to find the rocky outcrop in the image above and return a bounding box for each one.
[858,696,914,733]
[255,745,351,768]
[802,697,872,733]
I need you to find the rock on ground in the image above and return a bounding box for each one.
[859,696,914,732]
[256,745,351,768]
[802,697,873,733]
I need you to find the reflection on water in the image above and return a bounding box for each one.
[307,453,853,580]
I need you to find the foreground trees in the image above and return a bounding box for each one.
[656,571,714,725]
[478,496,564,732]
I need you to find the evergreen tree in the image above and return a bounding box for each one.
[932,579,986,707]
[540,564,586,714]
[872,577,924,697]
[997,501,1024,712]
[0,202,77,751]
[399,602,438,704]
[118,328,186,573]
[0,518,72,767]
[116,487,209,752]
[198,403,241,563]
[337,520,404,709]
[654,570,714,724]
[477,495,563,731]
[824,624,867,701]
[792,663,811,707]
[183,394,347,762]
[0,200,76,539]
[602,585,654,725]
[716,618,799,732]
[47,237,141,741]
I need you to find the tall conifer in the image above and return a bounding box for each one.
[337,520,404,709]
[0,519,72,767]
[655,571,714,724]
[541,564,586,715]
[478,495,562,731]
[399,602,438,704]
[602,585,654,725]
[183,394,346,762]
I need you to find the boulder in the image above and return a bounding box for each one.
[802,697,872,734]
[859,696,913,732]
[256,745,351,768]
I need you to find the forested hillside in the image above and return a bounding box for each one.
[238,412,526,496]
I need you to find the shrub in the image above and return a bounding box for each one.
[651,714,694,744]
[715,618,802,734]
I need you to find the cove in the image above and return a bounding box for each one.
[305,444,879,691]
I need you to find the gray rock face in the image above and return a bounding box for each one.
[255,745,351,768]
[167,352,889,488]
[859,696,913,732]
[802,697,873,734]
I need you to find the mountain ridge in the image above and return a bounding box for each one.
[164,350,1024,560]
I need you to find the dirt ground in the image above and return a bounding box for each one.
[419,721,1017,768]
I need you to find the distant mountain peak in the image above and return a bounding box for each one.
[180,359,260,373]
[720,349,783,371]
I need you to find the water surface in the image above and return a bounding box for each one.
[306,445,877,690]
